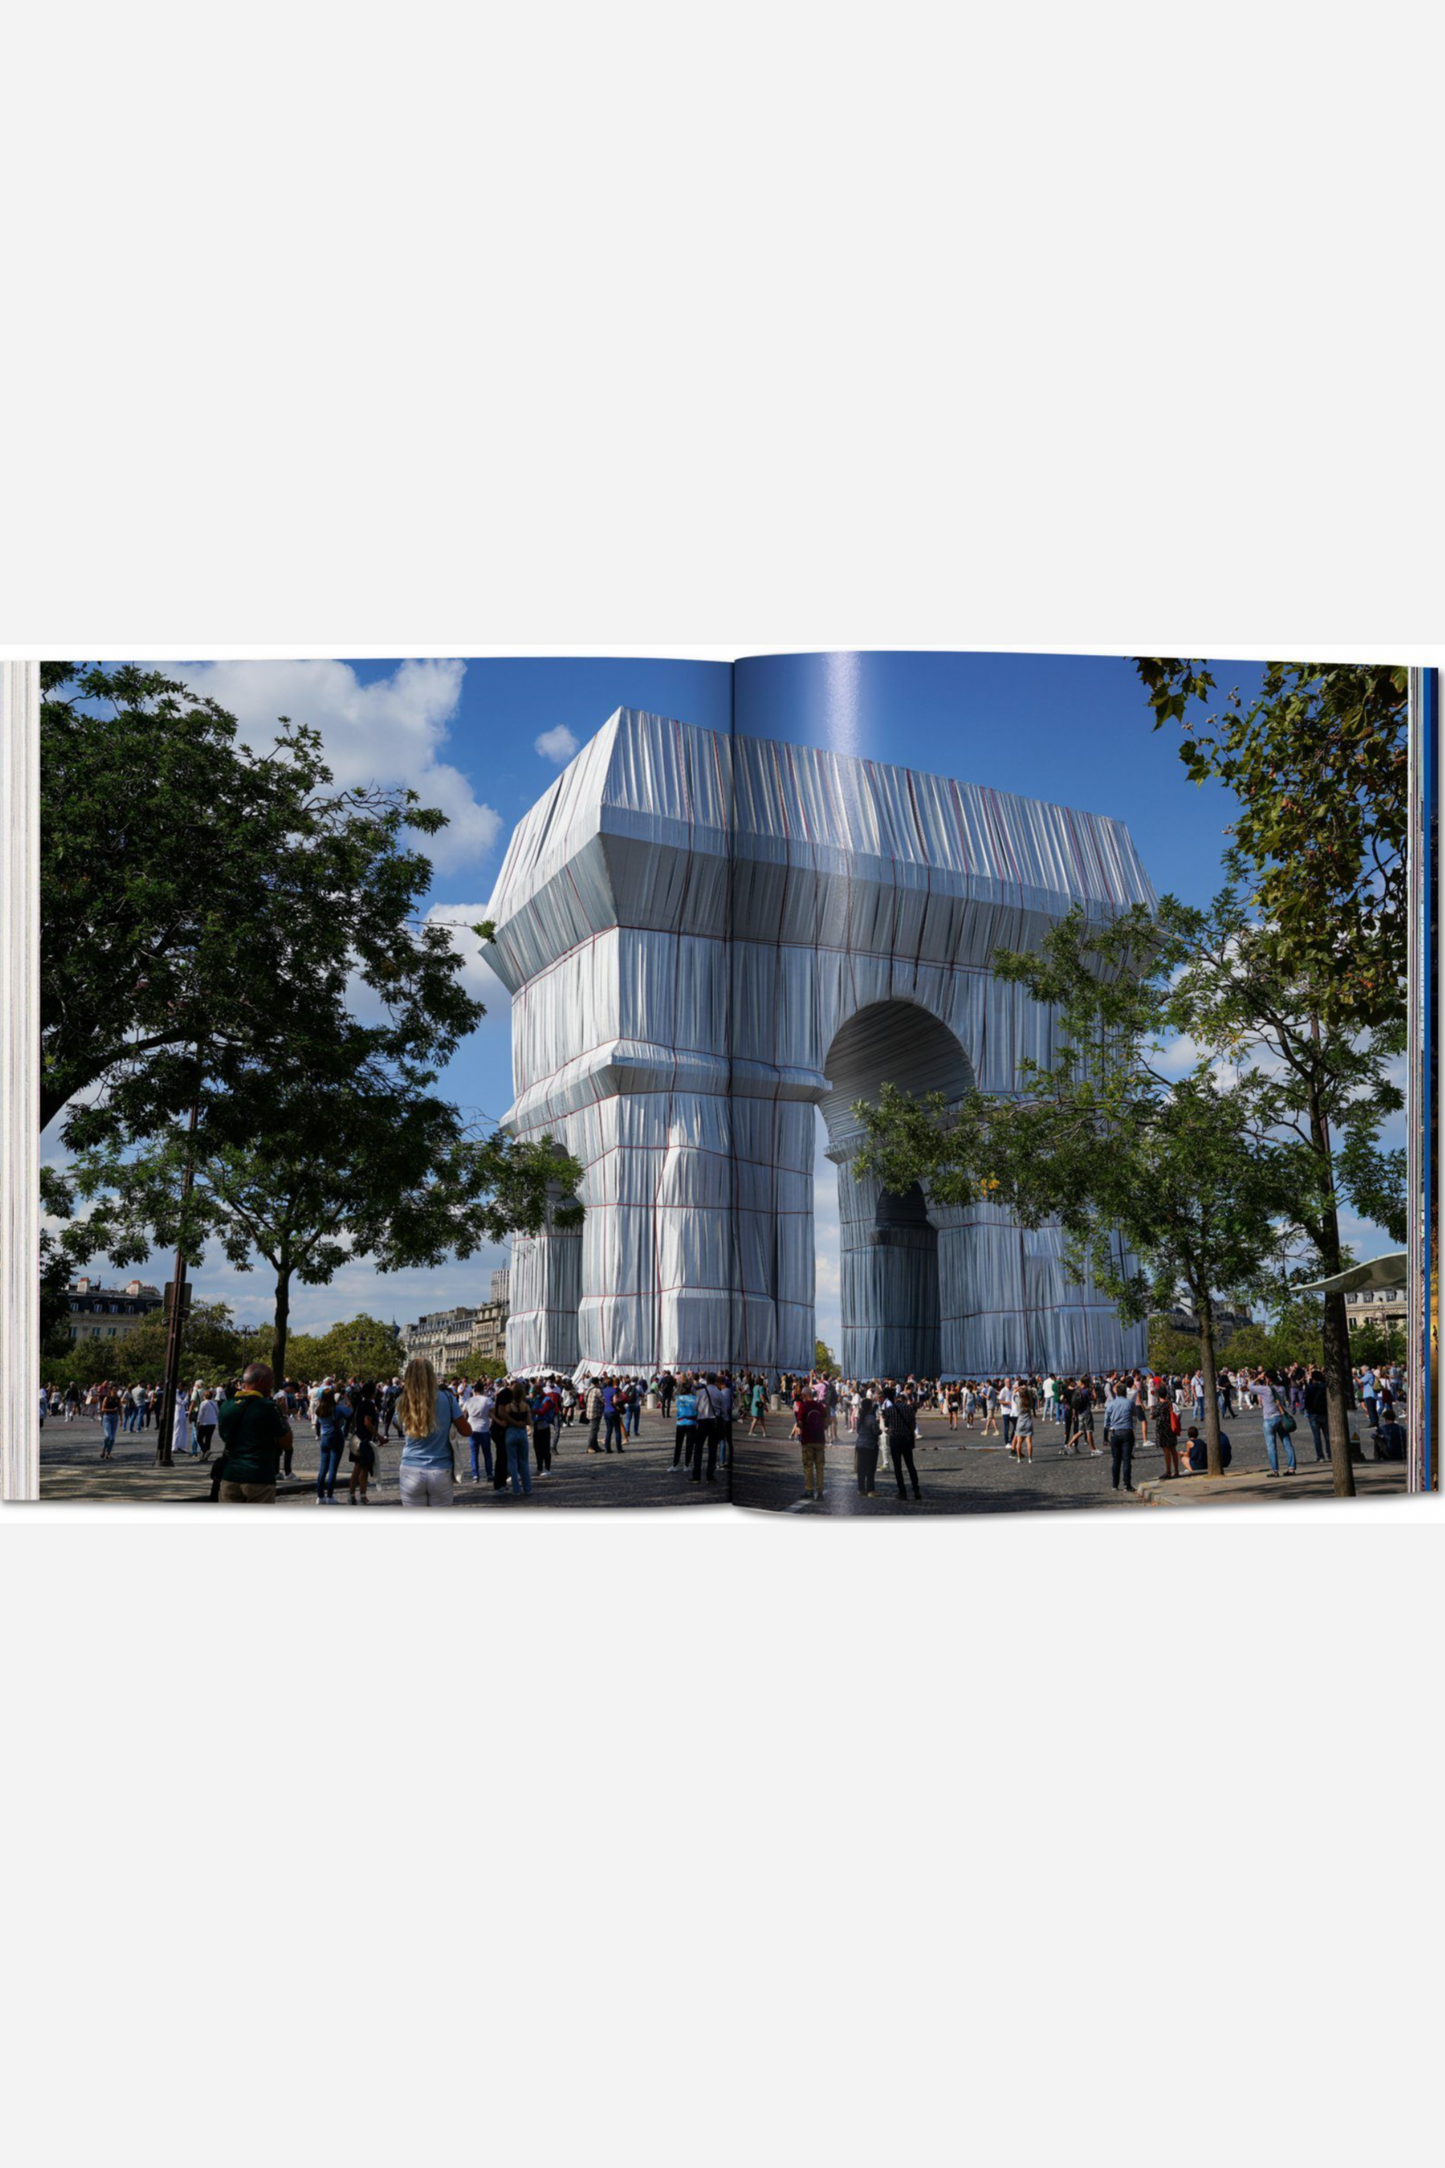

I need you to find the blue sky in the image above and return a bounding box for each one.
[49,652,1396,1345]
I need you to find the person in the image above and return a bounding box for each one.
[348,1383,379,1503]
[1066,1379,1097,1457]
[584,1378,605,1453]
[715,1373,733,1466]
[1012,1385,1035,1466]
[314,1388,346,1504]
[658,1370,675,1419]
[888,1390,923,1500]
[1302,1366,1329,1461]
[748,1376,768,1437]
[1186,1424,1232,1474]
[795,1390,827,1501]
[396,1356,465,1507]
[1153,1393,1180,1480]
[97,1380,122,1458]
[1102,1379,1137,1492]
[196,1390,219,1459]
[172,1386,192,1457]
[464,1380,495,1480]
[497,1381,533,1498]
[854,1392,881,1497]
[275,1387,297,1479]
[532,1383,558,1477]
[672,1376,699,1472]
[380,1377,401,1440]
[602,1378,624,1454]
[1254,1368,1296,1478]
[215,1363,292,1504]
[691,1374,720,1483]
[1358,1364,1379,1432]
[981,1381,1000,1438]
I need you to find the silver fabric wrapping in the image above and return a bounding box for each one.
[486,711,1154,1379]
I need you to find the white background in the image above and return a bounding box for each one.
[1,5,1441,2166]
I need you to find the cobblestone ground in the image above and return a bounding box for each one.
[36,1405,1406,1513]
[36,1411,725,1509]
[731,1405,1407,1515]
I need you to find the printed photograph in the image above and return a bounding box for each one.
[31,652,1425,1511]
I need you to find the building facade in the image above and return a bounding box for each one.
[1345,1283,1406,1334]
[65,1276,163,1343]
[401,1295,511,1375]
[485,709,1157,1380]
[1164,1303,1256,1348]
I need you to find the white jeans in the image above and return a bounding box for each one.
[399,1463,455,1508]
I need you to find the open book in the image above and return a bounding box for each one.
[16,652,1435,1511]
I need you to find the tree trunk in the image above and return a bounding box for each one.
[1197,1293,1224,1478]
[1306,1071,1356,1499]
[270,1261,291,1387]
[1321,1285,1357,1497]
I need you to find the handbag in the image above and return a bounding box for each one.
[1278,1410,1297,1435]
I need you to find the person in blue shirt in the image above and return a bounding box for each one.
[315,1387,347,1505]
[672,1379,699,1473]
[396,1357,466,1508]
[602,1379,625,1454]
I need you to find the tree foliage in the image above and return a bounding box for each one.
[1135,659,1407,1031]
[282,1316,407,1382]
[41,662,483,1144]
[41,1300,251,1387]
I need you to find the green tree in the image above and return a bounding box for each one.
[1218,1323,1273,1371]
[814,1338,838,1375]
[1350,1318,1405,1368]
[855,901,1305,1476]
[1137,660,1407,1495]
[288,1315,407,1381]
[460,1349,508,1381]
[1159,890,1402,1493]
[1135,659,1406,1028]
[1147,1319,1203,1374]
[50,1300,247,1387]
[40,662,482,1146]
[72,1064,581,1385]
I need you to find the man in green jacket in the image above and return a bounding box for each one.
[216,1363,293,1504]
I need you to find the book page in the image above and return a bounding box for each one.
[29,657,737,1509]
[726,651,1422,1515]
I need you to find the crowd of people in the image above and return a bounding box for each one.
[39,1350,1406,1506]
[759,1355,1408,1502]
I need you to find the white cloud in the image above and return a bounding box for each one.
[534,724,580,765]
[1154,1034,1208,1077]
[176,658,500,875]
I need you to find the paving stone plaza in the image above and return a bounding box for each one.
[38,1403,1406,1512]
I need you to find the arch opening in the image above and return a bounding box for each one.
[819,1001,971,1381]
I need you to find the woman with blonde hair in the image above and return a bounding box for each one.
[396,1356,466,1508]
